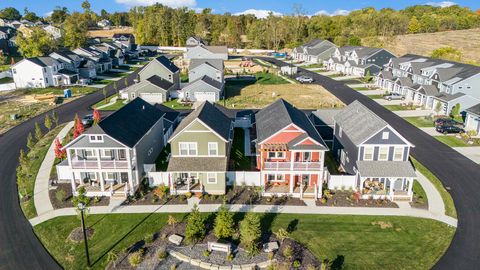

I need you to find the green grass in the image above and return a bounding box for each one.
[404,116,435,127]
[230,128,253,170]
[412,180,428,205]
[434,135,478,147]
[19,124,66,219]
[384,104,418,111]
[411,158,457,218]
[367,94,385,99]
[180,72,189,83]
[22,86,97,96]
[0,65,10,72]
[155,144,171,171]
[93,94,118,108]
[102,71,128,78]
[353,87,371,91]
[34,213,455,270]
[0,76,13,83]
[92,79,111,84]
[254,72,288,84]
[163,99,192,110]
[98,99,126,111]
[303,63,324,69]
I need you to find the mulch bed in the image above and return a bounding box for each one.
[49,183,110,209]
[199,186,307,206]
[316,191,398,208]
[122,190,188,206]
[68,227,94,242]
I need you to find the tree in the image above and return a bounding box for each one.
[185,204,205,244]
[81,0,91,14]
[0,7,21,20]
[364,70,372,83]
[16,28,57,58]
[113,81,118,95]
[102,87,108,104]
[240,212,261,254]
[23,8,39,22]
[431,47,463,62]
[52,110,59,127]
[44,114,52,131]
[26,132,35,151]
[450,103,461,118]
[0,51,6,65]
[408,16,421,33]
[274,228,289,243]
[214,204,235,239]
[34,122,43,142]
[434,101,443,115]
[73,114,85,139]
[54,138,66,159]
[167,215,178,229]
[50,6,69,24]
[63,12,88,49]
[93,109,101,124]
[347,36,362,46]
[72,186,90,207]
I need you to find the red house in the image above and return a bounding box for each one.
[255,99,328,199]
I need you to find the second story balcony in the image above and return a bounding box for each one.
[263,161,322,171]
[71,158,129,170]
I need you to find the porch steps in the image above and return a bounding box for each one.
[303,199,317,207]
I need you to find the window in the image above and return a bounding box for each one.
[102,149,113,158]
[208,142,218,156]
[105,172,116,180]
[393,146,404,161]
[84,149,95,158]
[267,174,285,182]
[303,152,312,161]
[45,78,48,84]
[382,132,390,140]
[118,149,126,160]
[89,135,103,143]
[179,142,197,156]
[268,152,285,159]
[363,147,374,160]
[207,173,217,184]
[378,147,389,161]
[87,172,97,180]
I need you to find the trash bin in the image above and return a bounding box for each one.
[63,89,72,98]
[10,114,18,120]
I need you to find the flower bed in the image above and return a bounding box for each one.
[49,183,110,209]
[316,190,398,208]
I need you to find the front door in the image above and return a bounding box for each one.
[393,178,403,191]
[302,175,310,187]
[120,172,129,183]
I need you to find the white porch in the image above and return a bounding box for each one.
[359,177,413,201]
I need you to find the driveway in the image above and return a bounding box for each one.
[374,98,403,105]
[393,109,433,117]
[258,57,480,270]
[453,147,480,164]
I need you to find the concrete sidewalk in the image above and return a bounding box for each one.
[415,171,445,215]
[33,122,74,216]
[96,96,119,110]
[358,89,384,95]
[394,109,433,117]
[453,147,480,164]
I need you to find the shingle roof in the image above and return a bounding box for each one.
[91,98,164,148]
[396,77,414,88]
[146,75,174,90]
[204,45,228,54]
[154,103,181,123]
[311,109,342,126]
[154,55,179,73]
[303,39,324,47]
[356,161,417,178]
[167,157,227,172]
[434,92,465,102]
[255,99,326,149]
[169,101,232,142]
[334,100,388,145]
[379,70,394,80]
[466,103,480,116]
[418,85,439,96]
[27,56,58,67]
[185,75,224,91]
[189,59,224,71]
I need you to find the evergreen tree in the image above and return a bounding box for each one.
[44,114,52,131]
[214,204,235,239]
[185,204,205,244]
[26,132,35,151]
[240,212,261,254]
[34,122,43,142]
[52,110,59,127]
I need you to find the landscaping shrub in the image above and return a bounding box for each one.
[157,248,167,260]
[55,189,66,202]
[185,204,205,243]
[293,260,301,268]
[144,233,154,244]
[283,245,293,260]
[240,212,261,254]
[154,184,170,200]
[128,249,144,267]
[214,204,235,239]
[203,250,211,257]
[227,252,234,261]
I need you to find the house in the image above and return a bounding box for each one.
[112,33,135,44]
[11,57,79,88]
[0,26,13,39]
[185,45,228,60]
[138,55,180,89]
[49,50,83,72]
[186,36,207,47]
[377,54,480,115]
[188,59,224,83]
[43,25,62,40]
[181,75,224,102]
[73,47,112,74]
[97,19,112,29]
[465,103,480,134]
[325,46,395,77]
[155,104,181,145]
[91,43,125,66]
[56,98,166,197]
[292,39,337,64]
[166,101,233,195]
[255,99,328,199]
[122,75,176,104]
[332,101,416,201]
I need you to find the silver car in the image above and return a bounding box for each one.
[296,75,314,83]
[383,93,405,101]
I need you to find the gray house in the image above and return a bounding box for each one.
[56,98,166,197]
[185,45,228,60]
[188,59,224,83]
[292,39,337,64]
[138,55,180,90]
[181,75,224,102]
[123,75,175,104]
[186,36,207,47]
[332,101,416,201]
[465,103,480,134]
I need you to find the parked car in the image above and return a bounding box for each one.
[383,93,405,101]
[296,75,314,83]
[434,118,463,127]
[81,114,94,127]
[435,125,465,135]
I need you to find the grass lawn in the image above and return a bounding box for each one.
[352,87,371,91]
[412,180,428,205]
[327,73,343,78]
[384,104,419,111]
[22,86,97,96]
[34,213,455,270]
[229,128,253,170]
[255,72,288,85]
[0,76,13,83]
[102,71,128,78]
[155,144,171,171]
[163,99,192,110]
[92,79,111,84]
[404,116,435,127]
[19,124,66,219]
[434,135,478,147]
[180,72,189,83]
[98,99,126,111]
[92,94,118,108]
[411,158,457,218]
[116,65,135,71]
[303,63,324,69]
[367,94,385,99]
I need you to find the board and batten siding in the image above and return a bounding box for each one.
[170,120,227,156]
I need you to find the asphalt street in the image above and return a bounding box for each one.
[0,70,138,270]
[260,57,480,269]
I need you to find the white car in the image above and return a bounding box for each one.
[296,75,314,83]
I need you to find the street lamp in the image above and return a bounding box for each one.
[78,202,90,267]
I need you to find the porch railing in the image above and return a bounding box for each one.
[71,158,129,169]
[263,161,322,171]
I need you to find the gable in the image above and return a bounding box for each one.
[299,138,317,146]
[362,126,409,146]
[66,133,126,149]
[186,120,210,131]
[139,59,174,81]
[183,79,221,93]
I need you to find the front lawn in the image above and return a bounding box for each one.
[411,158,457,218]
[98,99,126,111]
[303,63,324,69]
[229,128,254,170]
[0,76,13,83]
[34,213,455,270]
[163,99,192,110]
[384,104,419,111]
[434,135,479,147]
[352,87,371,91]
[367,94,385,99]
[412,180,428,206]
[92,94,118,108]
[254,71,289,85]
[404,116,435,127]
[102,71,128,78]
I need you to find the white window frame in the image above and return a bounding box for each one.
[88,172,97,180]
[268,151,285,159]
[179,142,197,156]
[102,149,113,158]
[118,149,126,160]
[378,146,389,161]
[89,135,104,143]
[105,172,116,180]
[363,146,374,161]
[207,173,217,184]
[393,146,404,161]
[267,174,285,183]
[84,149,96,158]
[382,132,390,140]
[208,142,218,156]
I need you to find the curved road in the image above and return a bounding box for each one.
[0,71,137,270]
[260,57,480,269]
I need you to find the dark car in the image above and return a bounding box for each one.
[435,125,465,135]
[434,118,462,127]
[81,114,94,127]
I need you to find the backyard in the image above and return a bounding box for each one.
[229,128,254,170]
[34,213,455,270]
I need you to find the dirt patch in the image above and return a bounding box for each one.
[316,190,398,208]
[88,27,133,38]
[49,183,110,209]
[68,227,94,242]
[371,221,393,229]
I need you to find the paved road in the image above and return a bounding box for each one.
[259,57,480,269]
[0,70,138,270]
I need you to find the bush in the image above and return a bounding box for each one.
[185,192,192,199]
[144,233,154,244]
[55,189,66,202]
[157,248,168,260]
[203,250,211,257]
[283,245,293,260]
[128,249,144,267]
[93,196,100,204]
[227,252,234,261]
[268,251,275,260]
[154,184,170,200]
[293,260,301,268]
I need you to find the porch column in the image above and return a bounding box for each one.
[407,178,413,196]
[70,172,77,194]
[359,175,364,193]
[289,174,294,194]
[99,172,105,192]
[95,149,101,169]
[389,178,394,195]
[290,151,294,170]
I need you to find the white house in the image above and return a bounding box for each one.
[43,25,62,40]
[97,19,112,29]
[185,45,228,60]
[465,103,480,134]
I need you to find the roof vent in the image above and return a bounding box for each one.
[142,105,145,110]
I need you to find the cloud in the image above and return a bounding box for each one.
[115,0,197,8]
[314,9,351,16]
[233,9,282,19]
[425,1,457,7]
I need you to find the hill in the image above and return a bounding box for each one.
[87,27,134,38]
[378,28,480,65]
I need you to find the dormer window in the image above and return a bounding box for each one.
[382,132,390,140]
[89,135,104,143]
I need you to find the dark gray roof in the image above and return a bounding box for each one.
[379,70,394,80]
[91,98,164,148]
[354,47,384,58]
[167,157,227,172]
[58,69,77,75]
[27,56,58,67]
[170,101,232,142]
[466,103,480,116]
[396,77,414,88]
[154,103,181,123]
[189,59,224,71]
[303,39,325,47]
[418,85,439,96]
[255,99,326,149]
[154,55,179,73]
[146,75,174,90]
[434,92,465,102]
[334,100,388,145]
[311,109,342,126]
[356,161,417,178]
[187,75,224,90]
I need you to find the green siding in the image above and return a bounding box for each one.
[171,120,227,156]
[172,172,226,194]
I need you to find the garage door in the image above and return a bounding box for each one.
[140,93,163,104]
[194,92,216,102]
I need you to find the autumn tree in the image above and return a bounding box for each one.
[16,28,57,58]
[93,109,101,124]
[431,47,463,62]
[73,114,85,139]
[408,16,421,33]
[54,138,66,159]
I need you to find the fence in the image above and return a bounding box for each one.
[327,174,357,190]
[147,172,170,186]
[226,171,261,186]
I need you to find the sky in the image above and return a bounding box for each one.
[1,0,479,18]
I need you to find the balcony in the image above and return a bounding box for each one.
[263,161,322,171]
[71,158,129,169]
